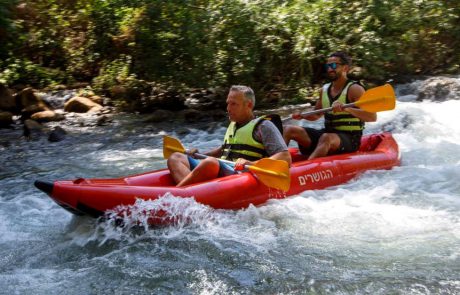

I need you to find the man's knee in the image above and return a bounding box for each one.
[318,133,340,150]
[167,152,187,168]
[319,133,337,143]
[319,133,333,143]
[285,125,311,146]
[199,157,219,168]
[284,125,296,135]
[196,157,220,175]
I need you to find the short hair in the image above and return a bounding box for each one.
[230,85,255,106]
[329,51,352,66]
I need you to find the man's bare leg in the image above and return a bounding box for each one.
[309,133,341,159]
[167,152,193,184]
[283,125,312,148]
[176,157,220,187]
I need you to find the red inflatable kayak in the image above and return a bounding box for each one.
[35,132,400,223]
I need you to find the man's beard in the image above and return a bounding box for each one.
[327,72,338,81]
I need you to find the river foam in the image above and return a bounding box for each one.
[1,77,459,294]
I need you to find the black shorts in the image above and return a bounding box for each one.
[298,128,362,155]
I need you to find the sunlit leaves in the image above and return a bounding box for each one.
[1,0,459,93]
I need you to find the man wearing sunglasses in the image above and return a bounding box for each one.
[283,51,377,159]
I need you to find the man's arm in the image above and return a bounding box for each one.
[256,120,292,166]
[233,120,293,170]
[333,84,377,122]
[268,150,292,166]
[204,146,223,158]
[187,146,222,158]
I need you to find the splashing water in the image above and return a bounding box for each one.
[0,77,459,294]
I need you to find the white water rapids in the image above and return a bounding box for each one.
[0,77,459,294]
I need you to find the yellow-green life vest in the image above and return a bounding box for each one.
[221,117,268,162]
[322,81,364,132]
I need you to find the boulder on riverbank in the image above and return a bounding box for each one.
[30,110,65,122]
[23,119,45,139]
[185,87,227,110]
[396,76,460,102]
[17,87,50,112]
[48,126,67,142]
[0,111,13,127]
[417,77,460,101]
[1,80,313,142]
[0,83,17,112]
[64,96,103,113]
[143,109,175,123]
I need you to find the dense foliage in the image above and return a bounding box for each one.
[1,0,459,102]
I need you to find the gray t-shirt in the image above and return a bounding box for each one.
[253,120,288,156]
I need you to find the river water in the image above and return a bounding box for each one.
[0,77,459,294]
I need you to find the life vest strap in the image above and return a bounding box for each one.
[222,143,267,155]
[224,151,265,162]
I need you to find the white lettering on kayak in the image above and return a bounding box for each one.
[298,169,333,186]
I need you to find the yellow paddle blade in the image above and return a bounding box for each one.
[163,135,186,159]
[248,158,291,192]
[355,83,396,112]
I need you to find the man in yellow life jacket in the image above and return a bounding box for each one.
[167,85,292,187]
[284,51,377,159]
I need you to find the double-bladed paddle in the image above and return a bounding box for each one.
[289,83,396,118]
[163,135,291,191]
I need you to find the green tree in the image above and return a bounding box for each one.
[0,0,17,60]
[1,0,460,102]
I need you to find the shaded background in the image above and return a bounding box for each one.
[1,0,459,106]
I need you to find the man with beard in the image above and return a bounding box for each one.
[283,51,377,159]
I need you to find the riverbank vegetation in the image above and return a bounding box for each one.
[1,0,459,108]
